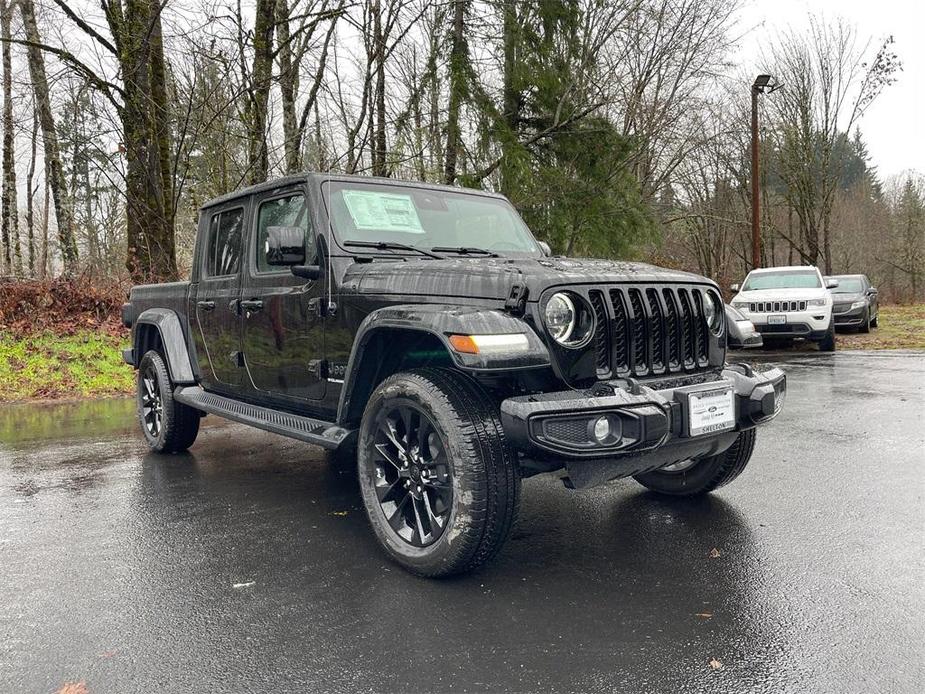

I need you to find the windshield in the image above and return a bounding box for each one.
[742,269,821,291]
[323,181,541,256]
[830,277,864,293]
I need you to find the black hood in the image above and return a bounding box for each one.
[343,256,712,302]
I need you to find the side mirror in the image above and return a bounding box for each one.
[825,278,840,289]
[291,264,322,280]
[868,286,878,295]
[537,241,552,257]
[730,283,740,292]
[266,225,306,266]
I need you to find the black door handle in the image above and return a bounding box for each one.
[240,299,264,312]
[197,300,215,311]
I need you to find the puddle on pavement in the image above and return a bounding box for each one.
[0,397,137,445]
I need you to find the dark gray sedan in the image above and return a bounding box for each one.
[826,274,879,332]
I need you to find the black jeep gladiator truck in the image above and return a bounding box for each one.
[123,173,786,576]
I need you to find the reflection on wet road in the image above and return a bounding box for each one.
[1,351,923,692]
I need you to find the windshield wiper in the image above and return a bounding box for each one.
[343,240,445,260]
[430,246,500,258]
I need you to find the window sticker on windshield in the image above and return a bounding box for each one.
[342,190,424,233]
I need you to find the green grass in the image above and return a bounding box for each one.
[837,304,925,350]
[0,331,134,402]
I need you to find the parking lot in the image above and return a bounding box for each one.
[1,350,923,693]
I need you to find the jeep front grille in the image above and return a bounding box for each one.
[588,285,711,378]
[749,300,807,313]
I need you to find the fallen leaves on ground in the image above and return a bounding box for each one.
[331,511,349,516]
[56,682,89,694]
[0,277,127,338]
[709,548,721,558]
[695,612,713,618]
[709,658,724,671]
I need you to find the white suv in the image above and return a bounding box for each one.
[730,266,838,351]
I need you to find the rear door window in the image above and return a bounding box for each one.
[206,207,244,277]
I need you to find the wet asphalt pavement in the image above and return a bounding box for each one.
[1,350,923,693]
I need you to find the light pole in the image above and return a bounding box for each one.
[751,74,777,269]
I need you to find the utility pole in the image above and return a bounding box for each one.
[750,74,779,269]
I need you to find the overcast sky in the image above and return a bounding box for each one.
[736,0,924,182]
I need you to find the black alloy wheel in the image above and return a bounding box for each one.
[357,368,520,577]
[136,350,201,453]
[140,364,164,438]
[370,403,453,547]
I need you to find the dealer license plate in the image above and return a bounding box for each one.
[768,314,787,325]
[688,386,736,437]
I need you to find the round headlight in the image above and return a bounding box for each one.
[545,293,576,343]
[703,291,724,335]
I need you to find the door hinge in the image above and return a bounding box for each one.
[504,283,529,315]
[308,297,337,318]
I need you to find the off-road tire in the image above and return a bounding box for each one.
[859,309,871,333]
[357,368,520,577]
[633,428,757,497]
[818,323,836,352]
[137,350,201,453]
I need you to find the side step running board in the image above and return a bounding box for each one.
[173,385,354,450]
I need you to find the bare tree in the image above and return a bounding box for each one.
[276,0,341,174]
[443,0,468,184]
[25,104,37,275]
[767,19,899,273]
[0,0,13,274]
[19,0,79,274]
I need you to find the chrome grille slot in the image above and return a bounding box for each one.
[750,300,807,313]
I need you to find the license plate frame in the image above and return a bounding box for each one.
[674,382,737,438]
[768,314,787,325]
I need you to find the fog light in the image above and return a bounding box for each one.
[588,415,622,445]
[774,384,786,413]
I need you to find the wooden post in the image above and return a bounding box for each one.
[751,86,760,270]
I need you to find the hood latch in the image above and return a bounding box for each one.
[504,283,529,315]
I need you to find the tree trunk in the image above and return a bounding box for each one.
[1,0,20,274]
[500,0,519,197]
[20,0,78,274]
[277,0,300,174]
[26,106,37,275]
[40,175,48,279]
[248,0,276,184]
[117,0,177,282]
[371,0,387,176]
[149,6,174,234]
[443,0,468,184]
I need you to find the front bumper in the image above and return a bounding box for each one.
[500,365,785,488]
[730,331,763,349]
[745,309,831,339]
[833,304,866,326]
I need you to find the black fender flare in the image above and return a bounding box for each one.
[132,308,196,384]
[336,304,550,425]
